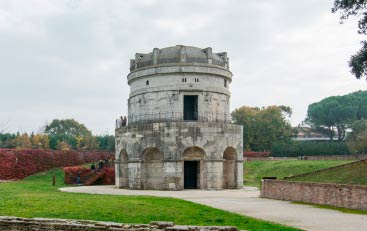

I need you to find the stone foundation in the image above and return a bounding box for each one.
[115,122,243,190]
[0,216,240,231]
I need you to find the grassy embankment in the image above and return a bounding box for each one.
[286,160,367,185]
[244,159,367,215]
[0,168,300,231]
[244,160,352,187]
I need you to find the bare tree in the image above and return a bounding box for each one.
[0,121,9,135]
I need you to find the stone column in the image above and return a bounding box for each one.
[205,160,223,189]
[128,159,142,189]
[236,160,244,188]
[114,159,121,188]
[163,160,183,190]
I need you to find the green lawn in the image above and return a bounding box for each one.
[287,160,367,185]
[0,169,300,231]
[244,160,352,187]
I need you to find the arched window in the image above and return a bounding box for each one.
[146,80,149,85]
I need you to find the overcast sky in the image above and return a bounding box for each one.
[0,0,366,135]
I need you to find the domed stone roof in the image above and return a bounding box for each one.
[130,45,229,72]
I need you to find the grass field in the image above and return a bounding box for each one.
[0,168,300,231]
[244,160,352,187]
[287,160,367,185]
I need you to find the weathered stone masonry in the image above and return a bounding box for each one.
[0,217,240,231]
[115,45,243,190]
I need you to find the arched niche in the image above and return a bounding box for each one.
[182,146,206,160]
[141,147,164,189]
[223,146,237,189]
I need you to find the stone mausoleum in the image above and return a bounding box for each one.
[115,45,243,190]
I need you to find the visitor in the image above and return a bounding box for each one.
[104,158,109,167]
[76,170,81,185]
[120,116,125,127]
[122,116,127,126]
[98,159,104,170]
[91,163,96,172]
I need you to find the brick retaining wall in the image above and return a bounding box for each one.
[304,154,367,160]
[261,179,367,210]
[244,154,367,162]
[0,216,239,231]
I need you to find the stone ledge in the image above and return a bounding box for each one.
[0,216,241,231]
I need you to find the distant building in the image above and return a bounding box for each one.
[292,127,332,141]
[115,45,243,190]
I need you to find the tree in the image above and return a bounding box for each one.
[56,140,71,151]
[0,121,8,135]
[332,0,367,79]
[347,119,367,153]
[30,133,50,149]
[95,135,115,151]
[44,119,94,150]
[14,133,32,149]
[231,105,295,151]
[45,119,92,138]
[306,90,367,140]
[0,133,16,148]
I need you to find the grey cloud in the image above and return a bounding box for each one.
[0,0,366,134]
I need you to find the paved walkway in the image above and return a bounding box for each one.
[60,186,367,231]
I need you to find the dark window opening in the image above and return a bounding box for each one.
[146,80,149,85]
[184,95,198,120]
[224,79,227,87]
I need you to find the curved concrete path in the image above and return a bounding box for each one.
[60,186,367,231]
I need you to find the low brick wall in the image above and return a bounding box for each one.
[0,216,240,231]
[244,154,367,162]
[261,179,367,210]
[304,154,367,160]
[244,157,297,162]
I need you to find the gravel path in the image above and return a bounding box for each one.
[59,186,367,231]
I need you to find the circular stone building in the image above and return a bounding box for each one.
[115,45,243,190]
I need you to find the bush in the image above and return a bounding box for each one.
[243,151,271,157]
[0,149,114,180]
[271,141,350,157]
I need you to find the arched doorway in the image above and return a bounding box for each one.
[223,147,237,189]
[182,146,206,189]
[119,150,129,188]
[141,147,164,189]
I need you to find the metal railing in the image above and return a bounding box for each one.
[116,111,230,128]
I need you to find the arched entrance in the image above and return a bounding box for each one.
[141,147,164,189]
[182,146,206,189]
[119,150,129,188]
[223,147,237,189]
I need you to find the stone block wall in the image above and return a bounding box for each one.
[0,217,240,231]
[115,121,243,190]
[261,179,367,210]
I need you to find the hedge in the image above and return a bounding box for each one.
[271,141,350,157]
[0,149,114,180]
[243,151,271,157]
